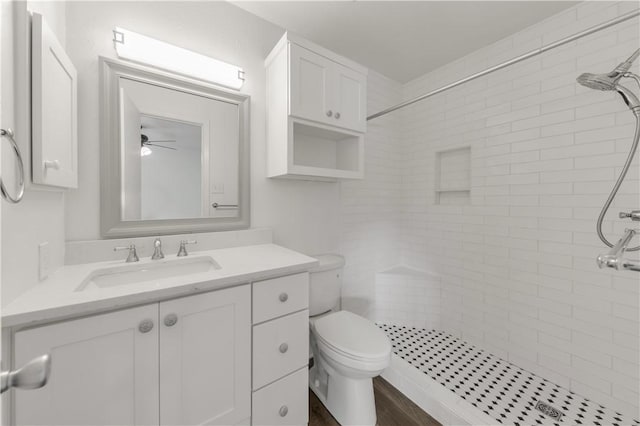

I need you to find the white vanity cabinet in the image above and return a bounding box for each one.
[13,304,160,426]
[11,285,251,426]
[266,32,366,181]
[159,287,251,426]
[251,273,310,425]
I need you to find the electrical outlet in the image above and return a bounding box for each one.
[39,242,50,281]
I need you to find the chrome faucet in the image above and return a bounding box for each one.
[177,240,197,257]
[151,238,164,260]
[114,244,139,262]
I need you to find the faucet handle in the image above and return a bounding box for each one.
[177,240,197,257]
[114,244,139,262]
[619,210,640,221]
[151,238,164,260]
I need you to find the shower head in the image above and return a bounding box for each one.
[576,72,620,91]
[577,48,640,111]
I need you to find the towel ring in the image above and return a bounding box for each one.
[0,128,25,204]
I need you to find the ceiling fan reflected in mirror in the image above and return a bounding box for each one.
[140,133,177,156]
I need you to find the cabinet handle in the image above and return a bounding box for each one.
[1,354,51,394]
[279,292,288,302]
[279,343,289,353]
[164,313,178,327]
[279,405,288,417]
[335,112,341,119]
[326,110,333,117]
[138,319,154,333]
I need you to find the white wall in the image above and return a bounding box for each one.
[396,1,639,418]
[1,1,66,306]
[339,70,404,317]
[63,1,341,255]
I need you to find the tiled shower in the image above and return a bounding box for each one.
[341,1,639,420]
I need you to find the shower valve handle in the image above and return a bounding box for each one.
[619,210,640,221]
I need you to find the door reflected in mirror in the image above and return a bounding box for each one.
[125,115,203,221]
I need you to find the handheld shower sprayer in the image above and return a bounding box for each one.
[577,48,640,111]
[576,49,640,253]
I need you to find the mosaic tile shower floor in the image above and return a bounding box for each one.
[378,324,639,426]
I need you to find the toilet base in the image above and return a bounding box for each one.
[309,362,377,426]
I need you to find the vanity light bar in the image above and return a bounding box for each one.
[112,28,245,90]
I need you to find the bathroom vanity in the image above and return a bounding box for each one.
[2,244,316,426]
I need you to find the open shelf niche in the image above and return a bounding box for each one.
[435,146,471,205]
[289,120,363,180]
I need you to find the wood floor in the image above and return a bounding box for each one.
[309,377,441,426]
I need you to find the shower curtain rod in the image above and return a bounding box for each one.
[367,8,640,121]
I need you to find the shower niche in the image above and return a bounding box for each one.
[435,146,471,205]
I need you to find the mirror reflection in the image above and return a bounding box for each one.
[118,77,240,222]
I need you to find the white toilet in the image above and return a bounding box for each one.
[308,254,391,426]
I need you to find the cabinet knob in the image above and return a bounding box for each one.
[279,292,288,302]
[335,112,341,119]
[279,343,289,353]
[326,110,333,117]
[279,405,288,417]
[164,313,178,327]
[138,319,154,333]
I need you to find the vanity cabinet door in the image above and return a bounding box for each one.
[159,284,251,426]
[13,304,159,426]
[289,44,334,126]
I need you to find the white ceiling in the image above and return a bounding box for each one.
[233,1,579,83]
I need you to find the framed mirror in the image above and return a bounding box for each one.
[100,57,250,237]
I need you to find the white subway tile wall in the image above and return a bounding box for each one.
[341,1,639,420]
[339,70,404,317]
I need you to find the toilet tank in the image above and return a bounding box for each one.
[309,254,346,316]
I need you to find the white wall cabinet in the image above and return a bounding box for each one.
[289,44,366,132]
[266,32,367,181]
[31,12,78,189]
[12,285,251,426]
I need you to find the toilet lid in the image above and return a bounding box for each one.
[313,311,391,361]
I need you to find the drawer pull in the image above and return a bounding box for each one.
[279,343,289,353]
[279,292,288,302]
[279,405,288,417]
[164,313,178,327]
[138,319,154,333]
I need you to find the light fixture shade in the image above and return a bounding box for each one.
[140,146,152,156]
[113,27,244,90]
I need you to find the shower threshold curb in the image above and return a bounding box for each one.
[382,353,497,425]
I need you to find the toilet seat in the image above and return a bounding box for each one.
[312,311,391,364]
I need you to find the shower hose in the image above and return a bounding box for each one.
[596,102,640,252]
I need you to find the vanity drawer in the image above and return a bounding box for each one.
[252,367,308,426]
[253,310,308,390]
[252,273,308,324]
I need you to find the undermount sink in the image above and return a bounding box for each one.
[76,256,221,291]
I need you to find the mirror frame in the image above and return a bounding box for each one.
[99,57,250,238]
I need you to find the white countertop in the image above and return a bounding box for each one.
[2,244,317,328]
